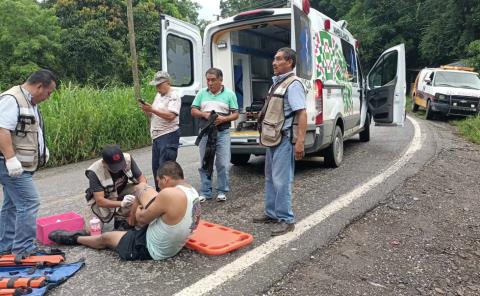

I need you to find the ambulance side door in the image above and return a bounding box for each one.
[366,44,406,126]
[160,15,202,136]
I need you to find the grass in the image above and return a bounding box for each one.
[406,95,480,144]
[40,83,156,166]
[452,116,480,144]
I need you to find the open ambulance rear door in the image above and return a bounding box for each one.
[160,15,203,136]
[366,44,406,126]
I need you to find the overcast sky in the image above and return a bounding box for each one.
[194,0,220,21]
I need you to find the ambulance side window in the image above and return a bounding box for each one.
[368,51,398,88]
[341,39,357,83]
[167,34,194,87]
[293,6,312,79]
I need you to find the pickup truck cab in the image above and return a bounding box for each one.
[412,66,480,119]
[160,0,406,167]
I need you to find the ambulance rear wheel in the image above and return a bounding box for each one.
[323,125,343,168]
[231,154,250,166]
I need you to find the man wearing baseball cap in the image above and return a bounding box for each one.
[140,71,181,191]
[84,144,148,230]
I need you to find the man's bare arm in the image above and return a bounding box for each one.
[0,128,15,159]
[135,190,170,225]
[191,108,210,120]
[93,192,122,208]
[215,110,239,126]
[294,109,307,160]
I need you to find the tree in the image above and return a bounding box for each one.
[0,0,61,89]
[465,40,480,71]
[47,0,200,86]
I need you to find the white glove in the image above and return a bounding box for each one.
[45,147,50,163]
[121,194,136,208]
[6,156,23,177]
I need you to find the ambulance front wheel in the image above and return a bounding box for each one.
[231,154,250,166]
[323,125,344,168]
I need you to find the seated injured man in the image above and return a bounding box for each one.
[50,161,202,261]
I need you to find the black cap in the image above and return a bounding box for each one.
[102,144,126,173]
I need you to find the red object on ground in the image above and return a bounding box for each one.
[186,220,254,255]
[36,212,84,245]
[0,254,65,267]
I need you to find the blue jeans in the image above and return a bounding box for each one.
[0,159,40,255]
[198,129,231,198]
[264,135,295,224]
[152,129,180,191]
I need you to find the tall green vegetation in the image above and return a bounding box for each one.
[41,84,156,166]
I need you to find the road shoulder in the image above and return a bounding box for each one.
[266,120,480,296]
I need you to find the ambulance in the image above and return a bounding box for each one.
[160,0,406,167]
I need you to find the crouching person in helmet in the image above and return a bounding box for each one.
[85,144,148,231]
[50,161,201,261]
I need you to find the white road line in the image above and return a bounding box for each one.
[175,116,423,296]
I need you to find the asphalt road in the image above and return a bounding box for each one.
[0,116,433,295]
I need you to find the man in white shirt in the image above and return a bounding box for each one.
[0,69,57,256]
[140,71,181,191]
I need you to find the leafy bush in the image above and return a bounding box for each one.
[41,83,156,166]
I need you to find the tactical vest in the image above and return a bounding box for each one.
[0,86,45,171]
[85,153,137,200]
[259,74,302,147]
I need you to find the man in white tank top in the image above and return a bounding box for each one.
[49,161,201,261]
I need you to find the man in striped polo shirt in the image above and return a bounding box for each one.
[191,68,239,202]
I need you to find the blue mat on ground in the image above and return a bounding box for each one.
[0,260,85,296]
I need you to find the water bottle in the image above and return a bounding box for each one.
[89,217,102,236]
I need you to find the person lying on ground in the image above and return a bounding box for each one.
[50,161,201,261]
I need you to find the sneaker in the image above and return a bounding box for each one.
[199,195,208,203]
[216,193,227,202]
[271,222,295,236]
[48,230,89,245]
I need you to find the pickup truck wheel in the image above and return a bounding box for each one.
[359,112,371,142]
[412,97,419,112]
[323,125,343,167]
[230,154,250,166]
[425,100,435,120]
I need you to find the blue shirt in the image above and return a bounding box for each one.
[271,71,306,130]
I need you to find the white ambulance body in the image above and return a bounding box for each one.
[160,0,406,167]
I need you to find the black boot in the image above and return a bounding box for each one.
[49,230,89,245]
